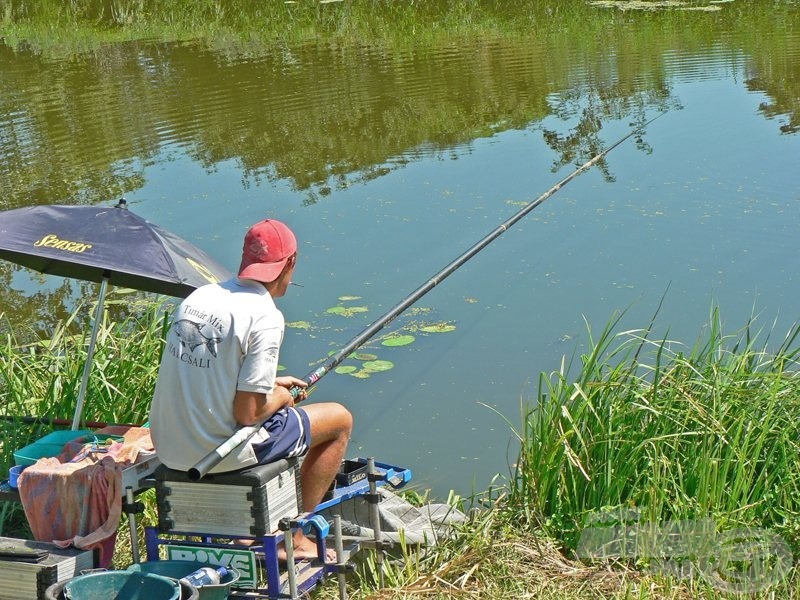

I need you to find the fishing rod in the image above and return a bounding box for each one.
[188,111,665,480]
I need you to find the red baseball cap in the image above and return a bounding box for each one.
[238,219,297,282]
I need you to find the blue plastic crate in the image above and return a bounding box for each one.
[12,429,92,466]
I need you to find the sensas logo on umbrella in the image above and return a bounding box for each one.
[33,234,93,253]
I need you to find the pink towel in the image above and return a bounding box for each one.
[17,426,154,568]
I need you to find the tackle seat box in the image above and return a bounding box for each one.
[0,536,95,600]
[154,458,302,538]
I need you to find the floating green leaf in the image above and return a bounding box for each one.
[420,323,456,333]
[335,365,357,374]
[363,360,394,372]
[338,295,362,301]
[381,335,415,347]
[351,370,371,379]
[326,305,369,317]
[350,352,378,361]
[286,320,312,330]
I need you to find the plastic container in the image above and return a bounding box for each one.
[335,459,368,486]
[130,561,239,600]
[45,578,198,600]
[13,443,70,467]
[35,429,93,445]
[13,430,92,466]
[324,459,370,499]
[8,464,26,488]
[45,571,181,600]
[180,566,227,588]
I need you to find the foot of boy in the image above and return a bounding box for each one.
[277,533,336,562]
[230,533,336,562]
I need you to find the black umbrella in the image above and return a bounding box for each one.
[0,199,232,429]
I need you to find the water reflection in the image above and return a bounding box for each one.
[3,5,797,213]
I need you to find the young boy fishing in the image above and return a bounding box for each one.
[149,218,352,561]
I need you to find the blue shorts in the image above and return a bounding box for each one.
[251,406,311,463]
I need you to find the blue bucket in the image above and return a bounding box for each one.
[44,579,200,600]
[45,577,197,600]
[59,571,181,600]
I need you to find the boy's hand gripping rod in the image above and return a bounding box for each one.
[187,113,665,481]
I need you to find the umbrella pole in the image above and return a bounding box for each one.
[71,276,109,431]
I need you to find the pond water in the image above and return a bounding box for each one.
[1,2,799,497]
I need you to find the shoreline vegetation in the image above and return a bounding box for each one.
[2,302,799,597]
[0,0,797,55]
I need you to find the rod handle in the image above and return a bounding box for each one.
[187,426,258,480]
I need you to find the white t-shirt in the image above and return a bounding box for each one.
[149,277,283,472]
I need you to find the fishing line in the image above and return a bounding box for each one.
[188,111,666,480]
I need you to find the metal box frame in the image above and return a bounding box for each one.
[0,537,95,600]
[154,458,302,537]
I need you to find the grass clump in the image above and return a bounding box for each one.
[500,307,800,596]
[510,308,800,546]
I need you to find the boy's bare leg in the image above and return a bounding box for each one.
[287,401,352,561]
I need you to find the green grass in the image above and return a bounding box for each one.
[2,0,798,56]
[509,307,800,553]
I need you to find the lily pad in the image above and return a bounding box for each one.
[338,295,362,301]
[326,305,369,317]
[381,334,415,347]
[420,323,456,333]
[363,360,394,372]
[350,352,378,361]
[335,365,357,374]
[351,370,371,379]
[286,320,312,330]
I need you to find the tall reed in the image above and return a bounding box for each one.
[0,296,168,535]
[509,308,800,553]
[0,295,169,463]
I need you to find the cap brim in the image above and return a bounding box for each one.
[238,256,290,283]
